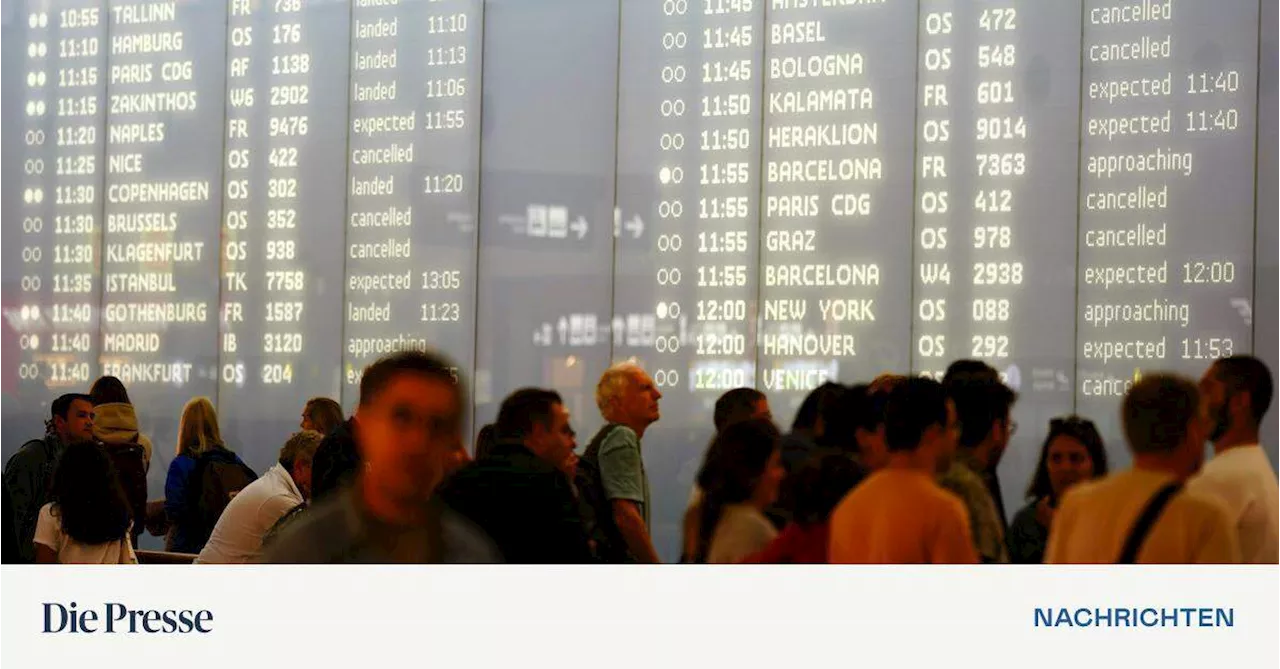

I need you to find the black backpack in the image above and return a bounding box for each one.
[576,424,630,563]
[188,449,257,548]
[8,439,59,561]
[103,442,149,546]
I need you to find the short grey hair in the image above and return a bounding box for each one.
[596,362,644,414]
[279,430,324,470]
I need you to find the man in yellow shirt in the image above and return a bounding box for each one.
[829,377,978,564]
[1046,374,1240,564]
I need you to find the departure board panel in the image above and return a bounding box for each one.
[473,0,619,436]
[2,0,109,450]
[217,0,349,449]
[0,0,1273,560]
[1075,0,1260,462]
[613,0,766,559]
[341,0,483,412]
[100,0,227,481]
[911,0,1082,511]
[758,0,917,416]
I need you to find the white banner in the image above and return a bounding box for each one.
[3,566,1277,668]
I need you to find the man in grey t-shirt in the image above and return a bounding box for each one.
[266,350,498,564]
[589,363,662,563]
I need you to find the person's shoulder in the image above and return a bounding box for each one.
[827,485,858,525]
[917,475,969,523]
[36,502,62,534]
[600,425,639,447]
[938,462,985,497]
[931,483,970,517]
[253,483,302,514]
[1172,486,1235,526]
[737,506,777,536]
[597,427,639,460]
[1058,474,1110,509]
[1191,453,1244,488]
[824,475,875,524]
[262,493,351,563]
[439,503,502,563]
[5,439,49,469]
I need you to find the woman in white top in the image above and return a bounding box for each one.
[691,418,786,564]
[34,441,138,564]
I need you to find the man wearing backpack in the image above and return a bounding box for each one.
[3,394,95,563]
[579,363,663,563]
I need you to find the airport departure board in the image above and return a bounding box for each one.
[3,0,1274,559]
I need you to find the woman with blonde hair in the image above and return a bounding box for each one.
[164,397,256,553]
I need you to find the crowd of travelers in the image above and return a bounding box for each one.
[4,351,1275,565]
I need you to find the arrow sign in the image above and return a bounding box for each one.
[624,215,644,239]
[570,216,588,240]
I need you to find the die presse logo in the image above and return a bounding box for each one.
[43,602,213,634]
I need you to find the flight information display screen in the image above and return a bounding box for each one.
[2,0,1273,559]
[216,0,349,451]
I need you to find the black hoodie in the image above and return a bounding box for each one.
[437,440,593,564]
[310,417,360,502]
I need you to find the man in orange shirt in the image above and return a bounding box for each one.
[829,377,978,564]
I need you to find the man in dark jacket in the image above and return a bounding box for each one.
[0,478,17,562]
[309,416,360,502]
[3,394,96,562]
[438,388,592,563]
